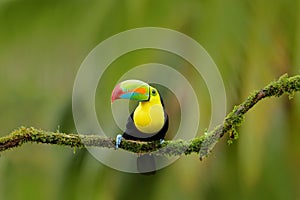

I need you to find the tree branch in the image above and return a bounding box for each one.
[1,74,299,160]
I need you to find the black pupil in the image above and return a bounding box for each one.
[152,90,156,95]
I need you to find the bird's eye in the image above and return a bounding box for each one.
[151,89,157,96]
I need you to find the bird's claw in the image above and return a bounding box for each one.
[159,139,165,145]
[115,134,123,149]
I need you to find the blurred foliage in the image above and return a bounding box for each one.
[0,0,300,200]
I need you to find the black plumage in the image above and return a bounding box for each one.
[122,92,168,175]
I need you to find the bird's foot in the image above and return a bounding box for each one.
[115,134,123,149]
[159,139,165,145]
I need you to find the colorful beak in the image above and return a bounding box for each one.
[111,80,150,103]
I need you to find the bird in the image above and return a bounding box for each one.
[111,79,169,174]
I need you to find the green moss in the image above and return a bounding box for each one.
[1,74,300,160]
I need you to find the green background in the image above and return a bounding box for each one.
[1,0,300,199]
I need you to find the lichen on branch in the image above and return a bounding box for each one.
[199,74,300,159]
[0,126,205,156]
[0,74,299,160]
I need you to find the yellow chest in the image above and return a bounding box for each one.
[133,102,165,134]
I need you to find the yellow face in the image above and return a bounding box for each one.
[133,86,165,134]
[147,86,161,105]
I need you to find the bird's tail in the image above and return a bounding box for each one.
[137,154,156,175]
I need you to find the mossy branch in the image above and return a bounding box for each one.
[1,74,300,160]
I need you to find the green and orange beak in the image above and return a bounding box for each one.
[111,80,150,103]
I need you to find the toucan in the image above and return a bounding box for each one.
[111,80,169,174]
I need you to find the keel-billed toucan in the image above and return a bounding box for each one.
[111,80,169,174]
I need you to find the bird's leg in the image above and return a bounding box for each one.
[115,134,123,149]
[159,139,164,144]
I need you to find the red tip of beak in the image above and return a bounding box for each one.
[111,84,122,103]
